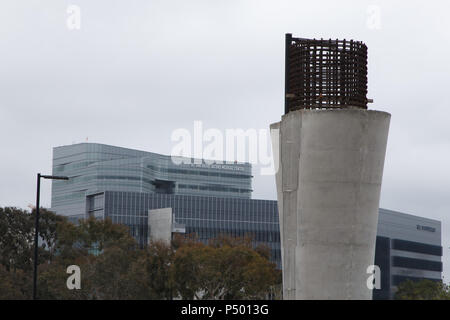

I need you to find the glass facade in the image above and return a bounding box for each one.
[96,192,281,267]
[51,143,252,217]
[373,209,442,300]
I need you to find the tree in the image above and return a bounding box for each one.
[124,241,175,299]
[1,207,281,300]
[0,207,141,299]
[38,216,139,300]
[33,208,68,261]
[171,236,204,299]
[76,216,137,252]
[0,207,34,272]
[0,264,29,299]
[395,279,450,300]
[0,207,72,272]
[36,255,94,300]
[172,234,280,300]
[89,246,136,299]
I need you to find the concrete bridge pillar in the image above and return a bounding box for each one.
[271,109,390,300]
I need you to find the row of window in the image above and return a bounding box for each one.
[185,227,280,242]
[178,184,251,194]
[103,192,278,222]
[52,190,86,203]
[178,218,278,231]
[146,165,251,179]
[53,160,95,172]
[53,174,152,186]
[392,256,442,272]
[53,174,250,197]
[392,239,442,256]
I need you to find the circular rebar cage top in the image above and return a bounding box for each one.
[285,34,368,113]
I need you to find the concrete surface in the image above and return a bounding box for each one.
[270,109,391,300]
[148,207,173,244]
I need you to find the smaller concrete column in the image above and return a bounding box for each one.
[148,208,173,244]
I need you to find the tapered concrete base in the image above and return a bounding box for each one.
[270,109,390,300]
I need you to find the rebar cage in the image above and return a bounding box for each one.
[285,34,368,113]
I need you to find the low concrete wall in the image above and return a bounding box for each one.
[271,109,390,300]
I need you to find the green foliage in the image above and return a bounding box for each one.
[0,264,30,299]
[0,207,280,300]
[0,207,34,272]
[76,217,137,252]
[395,279,450,300]
[172,234,280,300]
[124,241,176,299]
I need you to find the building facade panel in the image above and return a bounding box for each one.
[51,143,252,216]
[374,209,442,299]
[85,192,281,265]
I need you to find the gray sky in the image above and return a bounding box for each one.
[1,0,449,280]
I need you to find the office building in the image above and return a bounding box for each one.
[374,208,442,299]
[51,143,252,218]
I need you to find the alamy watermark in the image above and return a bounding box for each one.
[366,265,381,290]
[366,4,381,30]
[170,121,279,176]
[67,5,81,30]
[66,265,81,290]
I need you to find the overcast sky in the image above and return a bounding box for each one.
[1,0,449,280]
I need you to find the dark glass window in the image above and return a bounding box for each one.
[392,256,442,272]
[392,239,442,256]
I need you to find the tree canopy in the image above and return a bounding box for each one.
[395,279,450,300]
[0,207,280,300]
